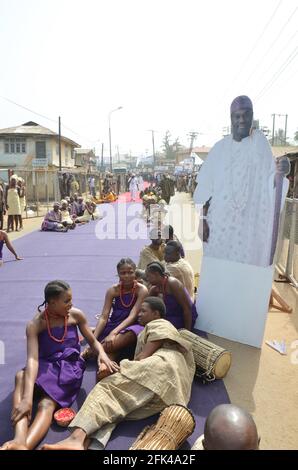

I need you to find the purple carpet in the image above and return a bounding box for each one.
[0,202,229,449]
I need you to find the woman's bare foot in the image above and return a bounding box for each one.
[0,440,28,450]
[41,435,88,451]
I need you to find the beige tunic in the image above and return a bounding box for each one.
[70,318,195,449]
[7,188,21,215]
[121,319,195,406]
[137,244,165,270]
[165,258,195,301]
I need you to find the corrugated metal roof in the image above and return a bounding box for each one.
[271,146,298,158]
[74,148,94,154]
[177,146,211,155]
[0,121,80,148]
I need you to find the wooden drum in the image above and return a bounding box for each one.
[129,405,195,450]
[179,329,232,381]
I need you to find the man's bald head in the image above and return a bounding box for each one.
[204,404,259,450]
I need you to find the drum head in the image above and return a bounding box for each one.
[214,352,232,379]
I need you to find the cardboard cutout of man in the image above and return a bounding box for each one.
[193,95,289,347]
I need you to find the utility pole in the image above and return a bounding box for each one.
[272,114,288,146]
[101,143,104,171]
[271,114,276,146]
[284,114,288,144]
[117,145,120,163]
[148,130,156,167]
[188,131,199,157]
[58,116,62,171]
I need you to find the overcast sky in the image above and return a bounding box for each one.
[0,0,297,157]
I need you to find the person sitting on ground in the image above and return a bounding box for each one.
[60,200,76,229]
[0,230,23,266]
[137,228,165,271]
[74,200,94,224]
[191,404,260,450]
[41,297,195,451]
[82,258,148,381]
[164,241,195,301]
[90,202,103,220]
[41,203,68,232]
[0,280,119,451]
[76,196,85,217]
[69,196,78,218]
[148,200,168,230]
[146,261,197,331]
[162,224,185,258]
[101,191,117,203]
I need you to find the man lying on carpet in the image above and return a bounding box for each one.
[191,404,259,450]
[41,297,195,450]
[82,258,148,380]
[0,280,119,451]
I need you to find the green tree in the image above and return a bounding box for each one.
[294,130,298,143]
[162,131,182,160]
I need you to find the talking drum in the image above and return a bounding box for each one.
[129,405,195,450]
[179,329,232,381]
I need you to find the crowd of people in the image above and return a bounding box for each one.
[0,157,262,451]
[0,197,259,450]
[41,195,102,232]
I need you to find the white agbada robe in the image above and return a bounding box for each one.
[194,130,278,267]
[129,177,139,201]
[137,176,144,192]
[193,130,288,347]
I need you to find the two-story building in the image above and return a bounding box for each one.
[74,148,97,172]
[0,121,80,170]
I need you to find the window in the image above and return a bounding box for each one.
[36,141,46,159]
[65,145,69,157]
[4,138,26,154]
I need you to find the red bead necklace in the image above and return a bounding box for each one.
[119,280,137,308]
[44,308,68,343]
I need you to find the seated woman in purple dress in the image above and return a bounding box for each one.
[41,202,68,232]
[146,261,197,330]
[82,258,148,379]
[0,280,118,451]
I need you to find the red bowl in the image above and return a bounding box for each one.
[54,408,76,427]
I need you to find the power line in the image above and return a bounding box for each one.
[0,94,57,124]
[0,94,97,145]
[230,0,283,86]
[255,46,298,102]
[244,4,298,86]
[251,27,298,86]
[217,0,283,106]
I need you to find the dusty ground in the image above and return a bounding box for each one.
[2,196,298,449]
[168,191,298,450]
